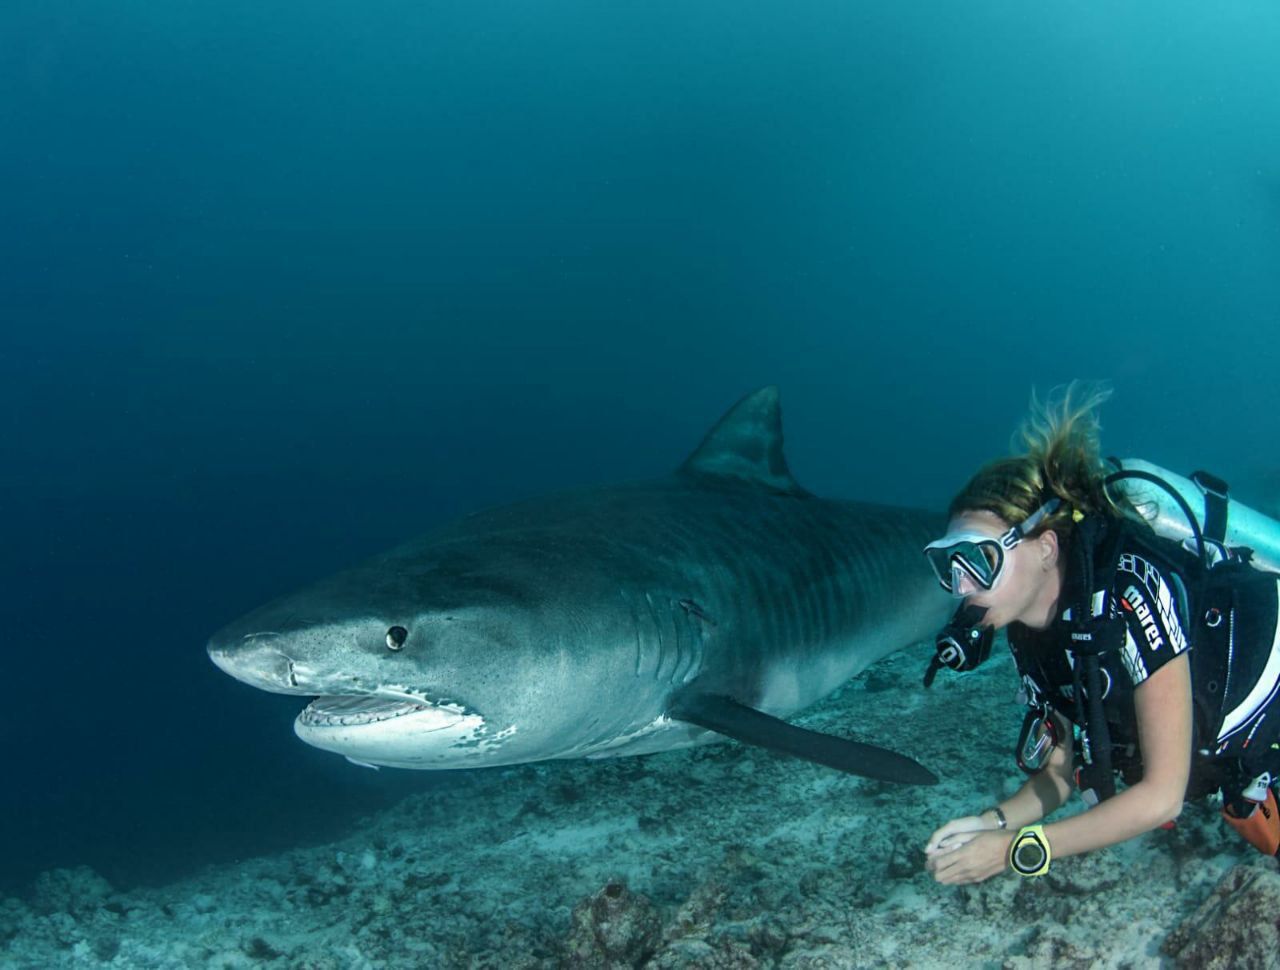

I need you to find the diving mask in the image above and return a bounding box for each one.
[923,497,1062,596]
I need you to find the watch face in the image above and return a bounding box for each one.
[1012,834,1048,875]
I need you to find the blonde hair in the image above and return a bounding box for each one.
[949,382,1118,539]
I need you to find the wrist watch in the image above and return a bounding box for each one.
[1008,824,1051,877]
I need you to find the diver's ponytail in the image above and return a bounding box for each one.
[948,381,1116,536]
[1018,382,1114,517]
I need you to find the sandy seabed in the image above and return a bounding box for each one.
[3,646,1276,969]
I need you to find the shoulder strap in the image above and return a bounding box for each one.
[1064,515,1130,803]
[1191,469,1230,547]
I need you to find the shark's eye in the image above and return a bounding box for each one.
[386,626,409,651]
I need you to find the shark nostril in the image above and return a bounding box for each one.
[206,632,305,694]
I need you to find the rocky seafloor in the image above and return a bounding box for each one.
[4,647,1278,969]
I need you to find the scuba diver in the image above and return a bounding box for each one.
[920,383,1280,884]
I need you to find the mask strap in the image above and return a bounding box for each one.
[1001,497,1062,549]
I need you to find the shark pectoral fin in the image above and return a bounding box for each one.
[668,692,938,786]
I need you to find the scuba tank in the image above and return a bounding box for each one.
[1109,459,1280,575]
[1082,461,1280,836]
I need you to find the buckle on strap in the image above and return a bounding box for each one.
[1191,469,1230,545]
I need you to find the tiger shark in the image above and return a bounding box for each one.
[208,387,952,784]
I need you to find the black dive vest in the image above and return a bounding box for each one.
[1009,517,1280,803]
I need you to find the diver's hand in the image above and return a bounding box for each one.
[924,815,990,856]
[925,830,1013,885]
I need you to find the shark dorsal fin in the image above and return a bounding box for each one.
[678,386,806,495]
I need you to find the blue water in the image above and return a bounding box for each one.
[3,0,1279,894]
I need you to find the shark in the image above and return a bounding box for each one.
[208,387,952,785]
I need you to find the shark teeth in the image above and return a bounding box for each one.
[298,695,432,727]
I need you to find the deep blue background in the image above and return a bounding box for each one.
[2,0,1278,892]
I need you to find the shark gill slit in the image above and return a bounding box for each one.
[644,591,671,683]
[623,589,644,678]
[668,597,686,685]
[672,595,694,684]
[683,606,705,683]
[675,597,704,684]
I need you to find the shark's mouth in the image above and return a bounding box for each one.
[298,695,440,728]
[296,694,475,732]
[293,692,492,767]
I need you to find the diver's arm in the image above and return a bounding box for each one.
[927,661,1190,884]
[987,711,1075,828]
[1038,651,1191,857]
[925,712,1073,855]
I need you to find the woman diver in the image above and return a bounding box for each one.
[920,384,1280,885]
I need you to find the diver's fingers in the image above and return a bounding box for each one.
[925,825,960,853]
[926,828,979,856]
[926,819,965,847]
[925,815,984,853]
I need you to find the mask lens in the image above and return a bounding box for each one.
[924,546,959,591]
[978,542,1001,573]
[924,537,1004,595]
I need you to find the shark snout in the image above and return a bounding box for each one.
[208,632,306,695]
